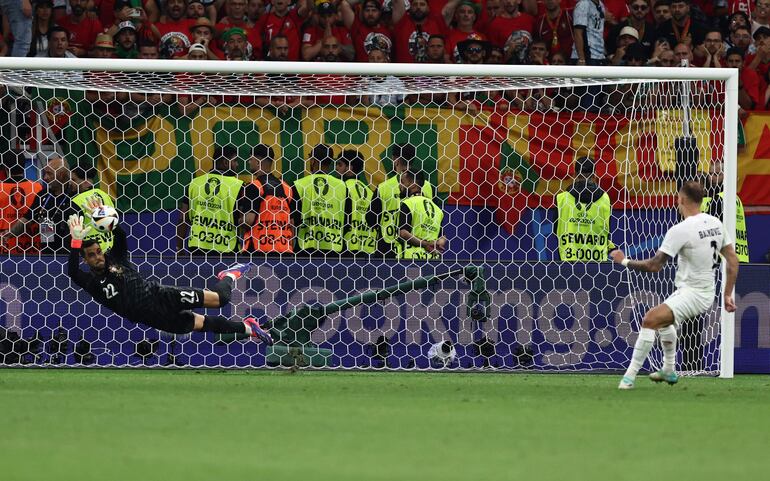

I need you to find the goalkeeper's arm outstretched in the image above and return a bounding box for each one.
[66,196,272,343]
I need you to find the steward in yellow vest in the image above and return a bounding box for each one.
[337,150,377,255]
[556,156,615,262]
[370,144,434,258]
[701,161,749,262]
[70,166,115,253]
[177,146,253,254]
[292,144,348,254]
[398,170,445,260]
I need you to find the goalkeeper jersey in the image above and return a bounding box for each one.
[68,226,160,322]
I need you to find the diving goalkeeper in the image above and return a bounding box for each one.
[66,197,273,343]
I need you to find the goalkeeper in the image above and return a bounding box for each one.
[66,196,272,343]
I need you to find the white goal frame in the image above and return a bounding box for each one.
[0,59,738,377]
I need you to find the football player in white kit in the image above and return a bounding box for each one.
[611,181,739,389]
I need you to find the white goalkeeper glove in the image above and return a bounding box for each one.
[68,214,92,247]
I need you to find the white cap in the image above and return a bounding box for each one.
[619,26,639,40]
[188,43,207,53]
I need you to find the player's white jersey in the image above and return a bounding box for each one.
[658,213,733,291]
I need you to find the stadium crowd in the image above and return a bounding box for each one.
[0,0,763,112]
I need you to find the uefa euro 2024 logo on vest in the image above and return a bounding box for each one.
[205,177,221,197]
[313,177,329,196]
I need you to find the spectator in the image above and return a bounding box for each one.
[652,0,671,29]
[221,27,250,60]
[572,0,606,65]
[92,33,117,58]
[555,156,614,262]
[185,42,208,60]
[487,0,535,54]
[155,0,196,58]
[478,0,502,32]
[724,48,760,111]
[442,0,488,62]
[340,0,393,62]
[487,46,505,63]
[729,26,753,55]
[56,0,103,57]
[247,0,266,24]
[186,0,207,19]
[656,47,677,65]
[337,150,377,256]
[753,0,770,35]
[0,0,33,57]
[216,0,262,59]
[607,0,655,56]
[302,1,353,61]
[114,21,139,58]
[257,0,309,61]
[242,144,295,255]
[0,156,78,255]
[266,34,290,60]
[106,0,156,38]
[673,42,694,66]
[609,26,639,65]
[398,169,446,260]
[656,0,708,48]
[550,51,567,64]
[526,39,549,64]
[457,36,490,64]
[694,29,724,67]
[189,16,223,58]
[392,0,446,63]
[45,26,76,58]
[138,41,160,58]
[746,27,770,80]
[292,144,349,255]
[176,145,255,254]
[363,46,405,107]
[422,34,448,63]
[29,0,54,57]
[726,11,750,35]
[647,37,671,65]
[534,0,574,59]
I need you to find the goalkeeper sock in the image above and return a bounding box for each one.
[624,327,656,380]
[201,315,246,334]
[659,325,678,373]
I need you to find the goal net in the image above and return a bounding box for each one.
[0,59,737,375]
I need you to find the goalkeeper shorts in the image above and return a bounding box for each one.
[663,287,714,327]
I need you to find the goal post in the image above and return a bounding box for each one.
[0,58,738,375]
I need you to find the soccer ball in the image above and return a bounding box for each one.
[91,206,119,232]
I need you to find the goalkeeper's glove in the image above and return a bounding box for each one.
[68,214,92,248]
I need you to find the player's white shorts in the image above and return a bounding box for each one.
[663,287,714,326]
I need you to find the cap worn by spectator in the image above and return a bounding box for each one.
[753,26,770,40]
[35,0,54,7]
[188,43,207,54]
[457,37,491,57]
[94,33,116,50]
[222,27,247,42]
[115,21,137,35]
[458,0,481,15]
[189,16,218,35]
[365,33,392,55]
[619,26,640,41]
[316,0,337,15]
[362,0,382,10]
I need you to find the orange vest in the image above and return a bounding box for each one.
[243,179,294,253]
[1,181,43,254]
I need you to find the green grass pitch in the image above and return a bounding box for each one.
[1,370,768,481]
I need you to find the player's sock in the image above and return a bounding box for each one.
[211,277,234,307]
[201,315,246,334]
[659,325,678,373]
[623,327,656,381]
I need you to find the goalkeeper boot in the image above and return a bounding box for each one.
[618,376,635,390]
[649,370,679,385]
[217,262,253,281]
[244,317,274,346]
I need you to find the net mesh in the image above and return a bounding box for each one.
[0,64,727,373]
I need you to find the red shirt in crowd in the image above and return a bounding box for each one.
[445,29,488,61]
[393,14,446,63]
[258,9,304,61]
[302,25,353,49]
[350,19,393,62]
[487,13,535,48]
[740,66,762,109]
[534,8,574,57]
[216,20,264,60]
[154,18,196,58]
[57,14,103,52]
